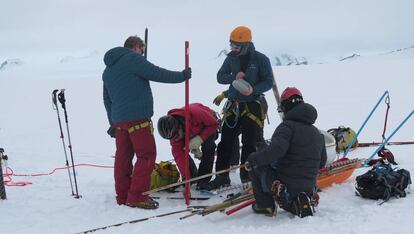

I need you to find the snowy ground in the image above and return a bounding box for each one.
[1,1,414,234]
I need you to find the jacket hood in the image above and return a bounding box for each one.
[168,107,185,117]
[104,47,131,67]
[284,103,317,125]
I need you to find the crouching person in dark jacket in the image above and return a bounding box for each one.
[246,87,327,218]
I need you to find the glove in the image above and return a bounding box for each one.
[245,154,258,172]
[244,161,253,172]
[189,135,203,150]
[107,126,116,138]
[191,148,203,160]
[213,92,225,106]
[182,67,192,80]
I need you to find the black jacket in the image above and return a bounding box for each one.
[248,103,327,194]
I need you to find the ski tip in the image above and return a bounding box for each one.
[199,190,218,195]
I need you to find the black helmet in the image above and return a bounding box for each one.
[157,115,180,140]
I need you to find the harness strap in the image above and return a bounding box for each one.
[222,100,239,129]
[116,121,153,134]
[240,102,264,128]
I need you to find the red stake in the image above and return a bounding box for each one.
[184,41,190,205]
[226,198,256,216]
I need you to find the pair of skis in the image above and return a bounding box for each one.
[52,89,80,198]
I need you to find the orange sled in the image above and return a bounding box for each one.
[316,158,362,189]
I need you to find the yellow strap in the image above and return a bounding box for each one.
[240,106,264,128]
[116,121,152,134]
[128,121,151,133]
[246,112,264,128]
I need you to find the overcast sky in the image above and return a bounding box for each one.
[1,0,413,61]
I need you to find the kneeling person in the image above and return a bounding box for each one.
[158,103,218,189]
[246,87,327,218]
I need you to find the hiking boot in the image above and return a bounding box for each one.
[126,198,159,210]
[189,157,198,178]
[310,191,320,207]
[195,181,209,191]
[252,203,275,217]
[204,175,231,191]
[294,192,314,218]
[272,180,289,210]
[240,168,251,184]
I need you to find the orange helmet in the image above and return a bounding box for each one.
[230,26,252,43]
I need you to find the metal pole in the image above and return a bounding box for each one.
[343,91,389,157]
[58,89,81,198]
[52,89,75,195]
[364,109,414,165]
[184,41,190,205]
[144,28,148,59]
[0,148,7,200]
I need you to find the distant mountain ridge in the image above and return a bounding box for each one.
[272,45,414,66]
[0,59,23,71]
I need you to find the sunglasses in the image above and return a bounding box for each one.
[230,42,242,50]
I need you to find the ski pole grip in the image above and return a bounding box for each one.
[58,89,66,108]
[52,89,59,105]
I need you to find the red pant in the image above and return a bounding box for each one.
[113,119,156,205]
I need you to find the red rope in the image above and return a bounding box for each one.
[2,163,113,187]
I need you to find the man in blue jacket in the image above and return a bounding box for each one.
[103,36,191,209]
[205,26,273,190]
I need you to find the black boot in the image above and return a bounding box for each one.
[251,203,275,217]
[240,167,251,184]
[272,180,289,210]
[293,192,314,218]
[189,157,198,178]
[204,174,231,191]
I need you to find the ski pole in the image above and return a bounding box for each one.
[343,90,389,157]
[144,28,148,59]
[58,89,81,198]
[0,148,7,200]
[78,208,192,234]
[52,89,75,196]
[364,109,414,165]
[142,164,245,195]
[184,41,190,205]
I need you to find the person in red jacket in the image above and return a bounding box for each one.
[157,103,219,189]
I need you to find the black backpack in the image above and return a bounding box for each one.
[355,162,411,203]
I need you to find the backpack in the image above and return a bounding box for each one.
[355,162,411,203]
[150,161,180,190]
[327,126,358,153]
